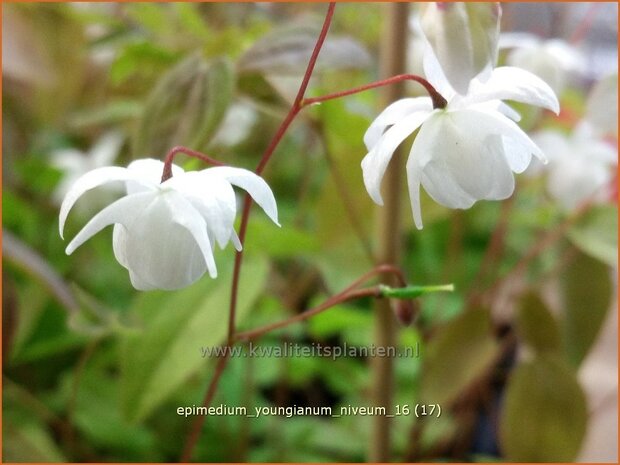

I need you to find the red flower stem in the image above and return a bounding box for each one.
[160,146,225,183]
[179,5,337,462]
[236,288,380,341]
[179,352,230,463]
[235,264,407,341]
[229,2,337,343]
[302,74,448,110]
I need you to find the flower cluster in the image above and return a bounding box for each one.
[362,3,559,228]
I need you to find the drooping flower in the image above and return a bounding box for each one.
[531,123,617,210]
[60,159,279,290]
[362,47,559,229]
[499,33,585,94]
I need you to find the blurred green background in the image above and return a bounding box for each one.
[2,2,618,462]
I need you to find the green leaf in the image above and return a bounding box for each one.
[567,205,618,267]
[515,292,561,355]
[109,41,176,85]
[119,255,268,423]
[420,308,498,405]
[500,356,587,461]
[561,247,612,367]
[243,216,319,258]
[3,422,67,462]
[68,100,143,129]
[133,54,234,157]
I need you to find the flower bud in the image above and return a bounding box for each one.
[420,2,501,94]
[393,299,420,326]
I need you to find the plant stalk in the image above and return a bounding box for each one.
[369,2,409,462]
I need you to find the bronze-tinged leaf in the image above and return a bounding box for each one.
[567,205,618,268]
[133,54,234,158]
[561,247,612,367]
[500,356,587,461]
[238,24,371,75]
[419,308,498,406]
[516,292,561,355]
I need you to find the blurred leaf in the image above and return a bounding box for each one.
[2,5,55,85]
[124,3,173,36]
[3,229,80,314]
[244,216,319,258]
[560,247,612,367]
[567,205,618,268]
[500,356,587,461]
[3,422,66,462]
[120,255,268,423]
[68,100,143,129]
[516,292,561,355]
[57,365,158,460]
[172,3,210,40]
[12,4,87,124]
[110,41,176,86]
[307,301,371,339]
[133,54,234,157]
[420,308,498,405]
[238,24,371,75]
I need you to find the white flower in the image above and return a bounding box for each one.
[51,131,124,205]
[531,124,617,210]
[59,159,279,290]
[361,48,559,229]
[499,33,586,94]
[420,2,501,95]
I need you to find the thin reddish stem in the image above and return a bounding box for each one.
[235,287,381,342]
[161,146,225,183]
[179,352,231,462]
[179,5,337,461]
[235,264,406,342]
[229,2,337,343]
[302,74,448,110]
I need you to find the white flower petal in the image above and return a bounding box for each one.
[420,2,501,95]
[466,66,560,114]
[467,108,545,171]
[112,224,129,269]
[65,192,156,255]
[469,100,521,122]
[59,167,156,239]
[363,97,432,149]
[167,172,236,249]
[409,111,516,220]
[229,229,242,251]
[205,167,280,227]
[168,192,218,279]
[405,161,424,229]
[123,191,215,289]
[361,110,432,205]
[127,158,183,194]
[422,42,456,99]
